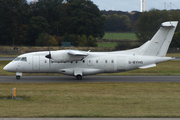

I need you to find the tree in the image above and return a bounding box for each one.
[135,9,180,48]
[135,9,162,43]
[69,34,78,46]
[36,33,58,46]
[77,34,97,47]
[28,16,50,45]
[30,0,64,36]
[170,31,180,48]
[62,0,105,38]
[104,14,131,32]
[0,0,30,45]
[87,35,97,47]
[120,15,131,31]
[78,34,87,47]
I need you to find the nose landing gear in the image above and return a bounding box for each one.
[16,72,22,80]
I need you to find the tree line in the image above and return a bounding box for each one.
[0,0,105,46]
[135,9,180,47]
[1,0,180,48]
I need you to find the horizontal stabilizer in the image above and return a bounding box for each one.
[68,50,88,56]
[161,22,175,27]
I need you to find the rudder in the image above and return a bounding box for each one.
[142,21,178,57]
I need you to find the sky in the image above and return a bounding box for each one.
[27,0,180,12]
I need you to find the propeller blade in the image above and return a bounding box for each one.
[45,48,51,59]
[45,48,51,69]
[45,54,51,59]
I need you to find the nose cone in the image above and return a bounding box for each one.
[3,64,10,71]
[3,63,13,72]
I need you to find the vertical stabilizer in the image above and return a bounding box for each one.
[143,21,178,57]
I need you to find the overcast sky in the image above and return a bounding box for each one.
[27,0,180,12]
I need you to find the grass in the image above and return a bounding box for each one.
[97,42,117,48]
[103,32,137,40]
[0,55,17,57]
[1,82,180,117]
[166,53,180,57]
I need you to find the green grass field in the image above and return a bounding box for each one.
[1,83,180,117]
[103,32,137,40]
[97,42,117,48]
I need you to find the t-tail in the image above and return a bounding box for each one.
[140,21,178,57]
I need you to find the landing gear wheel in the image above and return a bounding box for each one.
[16,76,20,80]
[76,75,82,80]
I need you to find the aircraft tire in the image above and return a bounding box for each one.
[16,76,20,80]
[76,75,82,80]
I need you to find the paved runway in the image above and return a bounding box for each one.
[0,118,180,120]
[0,57,15,61]
[0,76,180,83]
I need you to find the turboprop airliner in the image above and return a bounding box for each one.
[3,21,178,80]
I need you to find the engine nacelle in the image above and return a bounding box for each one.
[51,50,86,62]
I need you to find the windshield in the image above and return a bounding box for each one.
[13,57,21,61]
[21,57,27,61]
[13,57,27,62]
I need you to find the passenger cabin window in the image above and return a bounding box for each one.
[111,60,114,63]
[14,57,21,61]
[21,57,27,61]
[96,60,98,63]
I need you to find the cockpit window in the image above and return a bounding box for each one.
[14,57,21,61]
[13,57,27,62]
[21,57,27,61]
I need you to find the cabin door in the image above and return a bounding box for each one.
[117,57,126,71]
[33,56,40,71]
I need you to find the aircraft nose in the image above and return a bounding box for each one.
[3,65,9,71]
[3,64,12,71]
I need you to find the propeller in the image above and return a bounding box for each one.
[45,50,51,59]
[45,48,52,68]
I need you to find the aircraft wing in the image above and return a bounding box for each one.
[68,50,88,56]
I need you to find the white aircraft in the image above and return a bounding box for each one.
[3,21,178,80]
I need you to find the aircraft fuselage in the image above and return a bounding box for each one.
[4,51,173,79]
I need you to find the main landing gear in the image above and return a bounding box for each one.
[16,76,21,80]
[76,75,82,80]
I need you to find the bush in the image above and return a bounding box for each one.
[115,42,141,50]
[36,33,58,46]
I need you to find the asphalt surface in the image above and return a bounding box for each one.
[0,119,179,120]
[0,118,180,120]
[0,76,180,83]
[0,57,16,61]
